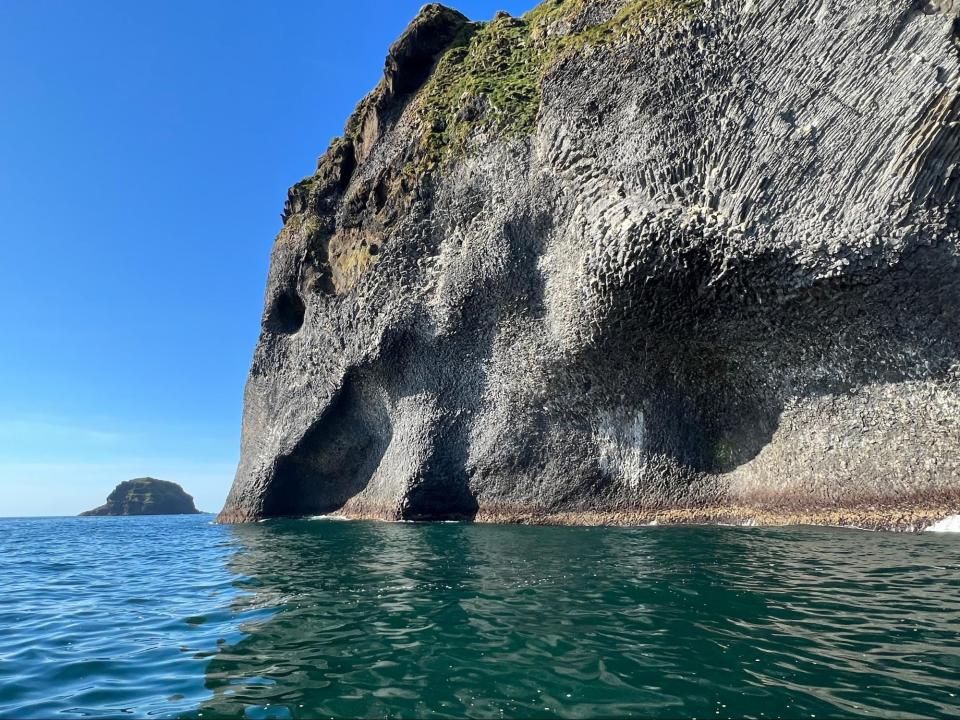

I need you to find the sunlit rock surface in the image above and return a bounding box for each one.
[220,0,960,529]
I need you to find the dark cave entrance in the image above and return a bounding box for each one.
[261,375,392,517]
[265,290,306,335]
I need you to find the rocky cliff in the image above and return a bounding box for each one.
[219,0,960,529]
[82,478,201,516]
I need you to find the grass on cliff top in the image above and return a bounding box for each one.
[409,0,699,173]
[413,16,539,173]
[286,0,699,216]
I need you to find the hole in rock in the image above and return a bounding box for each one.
[266,290,306,334]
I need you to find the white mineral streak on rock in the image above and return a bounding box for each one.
[595,410,648,490]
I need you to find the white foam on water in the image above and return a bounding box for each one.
[716,519,759,528]
[309,514,350,521]
[925,515,960,533]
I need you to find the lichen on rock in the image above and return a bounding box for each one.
[220,0,960,530]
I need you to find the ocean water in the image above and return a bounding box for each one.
[1,516,959,719]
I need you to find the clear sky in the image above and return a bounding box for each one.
[0,0,533,516]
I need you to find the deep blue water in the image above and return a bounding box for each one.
[1,515,959,719]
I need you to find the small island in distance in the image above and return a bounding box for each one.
[80,478,202,516]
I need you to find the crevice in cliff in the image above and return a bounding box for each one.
[400,441,480,521]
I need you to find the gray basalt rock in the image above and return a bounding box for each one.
[220,0,960,529]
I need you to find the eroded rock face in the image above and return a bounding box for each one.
[220,0,960,529]
[82,478,201,516]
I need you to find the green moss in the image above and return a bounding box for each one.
[332,244,378,290]
[290,174,319,199]
[409,0,699,173]
[528,0,700,49]
[411,16,541,173]
[277,212,319,245]
[290,0,700,207]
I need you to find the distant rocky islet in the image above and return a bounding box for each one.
[80,478,201,516]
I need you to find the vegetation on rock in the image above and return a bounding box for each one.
[410,0,700,172]
[271,0,702,298]
[291,0,699,201]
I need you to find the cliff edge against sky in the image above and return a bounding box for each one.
[219,0,960,529]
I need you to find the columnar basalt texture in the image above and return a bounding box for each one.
[220,0,960,529]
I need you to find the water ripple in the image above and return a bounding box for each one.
[1,518,959,718]
[0,516,241,719]
[190,521,960,720]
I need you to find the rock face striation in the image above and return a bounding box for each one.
[220,0,960,529]
[82,478,202,516]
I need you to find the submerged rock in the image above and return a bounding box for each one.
[220,0,960,529]
[82,478,201,516]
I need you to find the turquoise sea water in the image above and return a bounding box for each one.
[1,516,958,719]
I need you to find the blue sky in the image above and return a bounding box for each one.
[0,0,533,516]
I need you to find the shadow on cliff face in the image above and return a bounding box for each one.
[257,206,551,521]
[261,371,393,517]
[254,218,958,519]
[394,213,549,520]
[583,236,959,478]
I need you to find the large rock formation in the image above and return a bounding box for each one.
[82,478,201,516]
[220,0,960,529]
